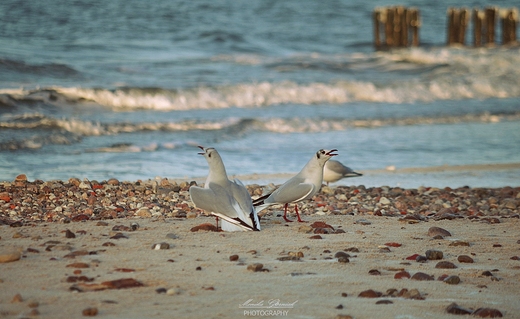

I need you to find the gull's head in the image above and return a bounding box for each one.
[315,149,338,164]
[197,146,221,162]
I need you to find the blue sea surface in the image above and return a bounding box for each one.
[1,0,519,187]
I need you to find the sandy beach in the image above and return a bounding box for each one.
[1,176,519,319]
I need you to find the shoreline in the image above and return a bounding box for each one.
[1,175,519,318]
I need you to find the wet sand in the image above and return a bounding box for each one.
[1,176,519,319]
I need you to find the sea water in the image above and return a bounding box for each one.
[1,0,519,187]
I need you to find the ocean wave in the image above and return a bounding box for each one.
[1,111,518,140]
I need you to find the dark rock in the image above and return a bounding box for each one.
[458,255,474,263]
[472,307,503,318]
[425,249,443,260]
[411,272,434,281]
[443,275,461,285]
[435,261,457,269]
[358,289,382,298]
[428,226,451,237]
[446,302,473,315]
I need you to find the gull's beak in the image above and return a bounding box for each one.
[326,149,338,156]
[198,145,205,155]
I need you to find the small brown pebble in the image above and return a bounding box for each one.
[345,247,359,252]
[96,221,109,226]
[0,251,21,263]
[11,293,23,303]
[82,307,98,316]
[415,255,427,263]
[334,251,350,259]
[196,266,202,271]
[65,229,76,238]
[335,315,353,319]
[425,249,443,260]
[341,292,348,297]
[27,300,39,308]
[492,243,502,247]
[358,289,382,298]
[446,302,473,315]
[110,233,128,239]
[190,223,219,232]
[156,288,167,294]
[458,255,474,263]
[229,255,239,261]
[309,235,322,239]
[66,262,90,268]
[435,261,457,269]
[335,304,343,309]
[411,272,434,281]
[337,257,350,263]
[449,240,470,247]
[102,242,116,247]
[376,300,393,304]
[368,269,381,275]
[428,226,451,237]
[472,307,503,318]
[481,270,494,277]
[247,263,264,272]
[394,271,411,279]
[511,256,520,260]
[444,275,461,285]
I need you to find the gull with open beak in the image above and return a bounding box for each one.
[189,146,260,231]
[253,149,338,222]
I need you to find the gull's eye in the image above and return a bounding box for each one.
[208,153,212,158]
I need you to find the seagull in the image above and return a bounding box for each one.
[253,149,338,222]
[189,146,260,232]
[323,160,362,185]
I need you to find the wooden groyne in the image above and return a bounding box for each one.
[373,6,518,49]
[373,6,420,50]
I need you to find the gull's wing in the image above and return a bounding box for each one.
[190,183,258,231]
[267,178,316,204]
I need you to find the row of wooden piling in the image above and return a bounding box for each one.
[373,6,518,49]
[373,6,420,49]
[447,7,518,46]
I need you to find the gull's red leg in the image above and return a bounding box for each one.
[294,205,306,222]
[283,203,293,222]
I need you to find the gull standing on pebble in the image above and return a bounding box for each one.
[323,160,362,185]
[189,146,260,232]
[253,149,338,222]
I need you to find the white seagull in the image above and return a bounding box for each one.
[189,146,260,232]
[323,160,362,185]
[253,149,338,222]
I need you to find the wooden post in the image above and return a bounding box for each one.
[410,8,420,46]
[459,8,469,44]
[447,8,455,45]
[474,9,483,47]
[502,8,518,45]
[484,7,496,45]
[373,9,382,49]
[385,7,394,47]
[400,7,409,46]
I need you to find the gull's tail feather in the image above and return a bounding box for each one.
[211,212,259,231]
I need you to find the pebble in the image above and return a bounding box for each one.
[247,263,265,272]
[65,229,76,238]
[152,242,170,250]
[428,226,451,237]
[82,307,98,316]
[425,249,443,260]
[376,300,393,304]
[0,250,21,263]
[435,261,457,269]
[457,255,474,263]
[11,293,23,303]
[446,303,473,315]
[443,275,461,285]
[411,272,434,281]
[449,240,470,247]
[394,271,411,279]
[166,287,182,295]
[472,308,503,318]
[229,255,239,261]
[358,289,382,298]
